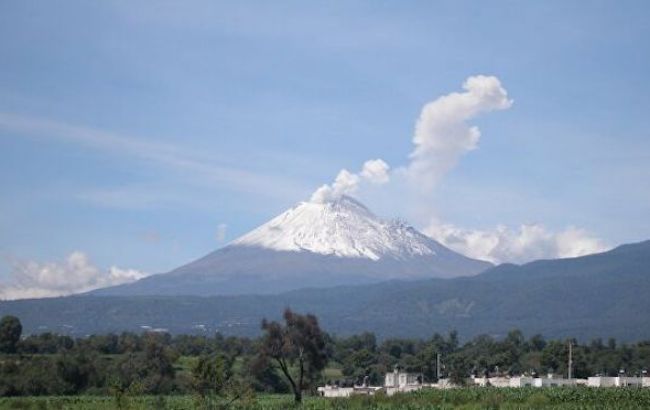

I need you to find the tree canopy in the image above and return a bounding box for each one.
[258,309,327,403]
[0,315,22,353]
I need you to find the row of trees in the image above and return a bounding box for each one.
[2,313,650,403]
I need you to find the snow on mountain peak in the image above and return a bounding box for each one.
[231,195,441,261]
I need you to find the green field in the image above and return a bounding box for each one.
[2,388,650,410]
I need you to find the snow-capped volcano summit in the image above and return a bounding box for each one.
[94,196,492,296]
[232,195,440,261]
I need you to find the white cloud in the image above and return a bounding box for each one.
[310,159,390,203]
[0,252,148,300]
[407,77,608,263]
[308,75,608,263]
[311,75,512,203]
[360,159,390,184]
[424,220,609,264]
[406,75,512,191]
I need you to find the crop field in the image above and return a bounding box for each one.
[2,388,650,410]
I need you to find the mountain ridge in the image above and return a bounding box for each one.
[3,239,650,342]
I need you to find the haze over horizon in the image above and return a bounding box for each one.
[1,1,650,299]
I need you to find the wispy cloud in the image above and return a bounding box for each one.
[215,223,227,243]
[0,112,310,202]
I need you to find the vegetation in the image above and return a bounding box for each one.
[1,314,650,408]
[2,388,650,409]
[0,315,22,353]
[257,309,328,403]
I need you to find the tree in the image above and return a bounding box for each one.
[113,333,177,394]
[447,352,471,386]
[192,353,250,407]
[540,340,567,376]
[56,350,103,394]
[248,353,290,393]
[258,309,327,403]
[0,316,22,354]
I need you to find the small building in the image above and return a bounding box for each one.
[588,376,644,387]
[509,376,535,387]
[588,376,616,388]
[617,376,643,387]
[432,378,456,389]
[317,384,383,398]
[473,374,581,388]
[473,376,510,388]
[317,386,355,398]
[384,368,421,388]
[534,376,578,388]
[319,367,424,398]
[384,367,423,396]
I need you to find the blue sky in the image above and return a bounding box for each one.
[1,1,649,289]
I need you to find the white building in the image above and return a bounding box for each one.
[384,369,420,388]
[617,376,643,387]
[432,378,456,389]
[509,376,535,387]
[533,376,579,387]
[319,368,425,398]
[317,386,355,398]
[587,376,644,387]
[384,368,423,396]
[472,376,510,388]
[587,376,616,388]
[472,374,580,388]
[317,384,383,398]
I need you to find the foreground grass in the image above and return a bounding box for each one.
[2,388,650,409]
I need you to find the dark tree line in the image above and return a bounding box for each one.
[1,314,650,400]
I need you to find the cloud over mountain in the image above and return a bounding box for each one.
[0,252,147,300]
[425,221,608,264]
[310,159,390,203]
[310,75,607,263]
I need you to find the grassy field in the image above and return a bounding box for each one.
[2,388,650,410]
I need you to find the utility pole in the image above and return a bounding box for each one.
[568,341,573,380]
[437,353,441,381]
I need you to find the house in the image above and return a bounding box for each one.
[384,368,421,388]
[384,367,423,396]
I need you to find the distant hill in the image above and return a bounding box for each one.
[92,196,491,296]
[2,240,649,342]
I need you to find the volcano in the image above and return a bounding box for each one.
[93,196,492,296]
